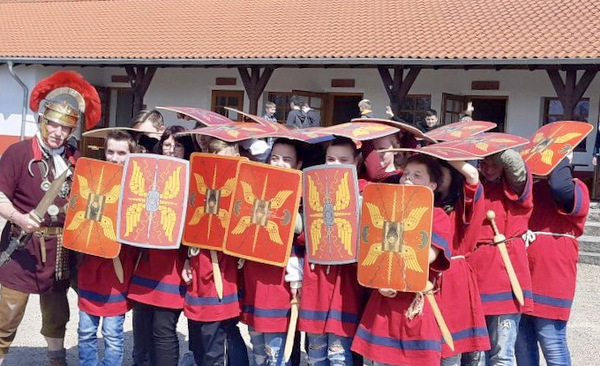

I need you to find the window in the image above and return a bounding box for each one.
[211,90,244,121]
[399,95,432,125]
[267,92,324,123]
[543,98,589,151]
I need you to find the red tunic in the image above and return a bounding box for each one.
[437,183,490,357]
[298,262,366,337]
[241,244,304,333]
[466,173,534,315]
[527,179,588,321]
[78,246,138,317]
[351,208,452,366]
[127,248,187,309]
[184,249,241,322]
[0,139,78,294]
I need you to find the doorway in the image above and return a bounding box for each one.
[326,93,363,126]
[469,97,508,132]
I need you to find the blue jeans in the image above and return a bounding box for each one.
[78,310,125,366]
[515,315,571,366]
[480,314,521,366]
[441,351,483,366]
[249,328,288,366]
[307,333,352,365]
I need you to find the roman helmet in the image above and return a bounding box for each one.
[29,71,102,139]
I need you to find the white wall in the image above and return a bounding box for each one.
[1,65,598,169]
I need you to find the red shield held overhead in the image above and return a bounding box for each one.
[303,164,360,265]
[117,154,189,249]
[379,145,482,161]
[351,117,437,143]
[265,127,333,143]
[223,161,302,267]
[520,121,594,176]
[358,184,433,292]
[224,107,289,132]
[425,121,497,142]
[324,122,400,141]
[434,132,529,157]
[63,158,122,258]
[157,106,234,126]
[183,123,274,142]
[183,153,246,250]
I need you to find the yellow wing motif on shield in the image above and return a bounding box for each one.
[216,209,230,227]
[271,190,293,210]
[220,178,237,197]
[104,185,121,204]
[159,206,177,242]
[555,132,582,143]
[125,203,145,237]
[403,207,428,231]
[99,216,117,241]
[187,207,205,226]
[66,211,86,231]
[532,132,544,143]
[353,124,389,136]
[161,167,182,200]
[365,202,385,229]
[335,218,353,255]
[78,176,92,199]
[129,161,147,197]
[307,176,323,211]
[362,244,383,266]
[231,216,252,235]
[265,221,284,245]
[240,181,256,205]
[334,172,351,210]
[401,246,424,272]
[310,219,324,255]
[194,173,208,195]
[541,149,554,165]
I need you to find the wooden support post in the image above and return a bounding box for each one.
[546,68,597,120]
[238,66,275,115]
[377,66,421,116]
[125,66,157,115]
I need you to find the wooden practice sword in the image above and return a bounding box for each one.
[424,281,454,352]
[486,210,525,306]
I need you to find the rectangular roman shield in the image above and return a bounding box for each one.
[358,184,433,292]
[520,121,594,176]
[324,122,400,141]
[378,146,481,161]
[223,161,302,267]
[157,106,234,126]
[224,107,289,132]
[183,123,274,142]
[63,158,122,258]
[117,154,189,249]
[303,164,360,265]
[182,153,245,250]
[352,117,437,143]
[425,121,497,142]
[434,132,529,157]
[265,127,333,143]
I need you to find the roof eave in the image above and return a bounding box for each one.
[1,57,600,68]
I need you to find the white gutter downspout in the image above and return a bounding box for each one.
[7,61,29,141]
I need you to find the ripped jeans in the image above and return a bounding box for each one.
[480,314,522,366]
[307,333,352,366]
[248,328,289,366]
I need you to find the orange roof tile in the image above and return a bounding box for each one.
[1,0,599,65]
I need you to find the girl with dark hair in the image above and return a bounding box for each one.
[127,126,195,366]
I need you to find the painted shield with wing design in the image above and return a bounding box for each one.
[520,121,593,176]
[117,154,189,249]
[433,132,529,157]
[324,122,400,141]
[303,164,360,265]
[63,158,122,258]
[223,161,302,267]
[425,120,497,142]
[358,184,433,292]
[183,153,245,250]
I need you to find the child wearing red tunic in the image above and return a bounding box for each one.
[515,156,589,365]
[241,139,305,366]
[77,131,138,366]
[435,161,490,366]
[467,149,534,365]
[299,137,367,365]
[351,154,453,366]
[181,139,248,366]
